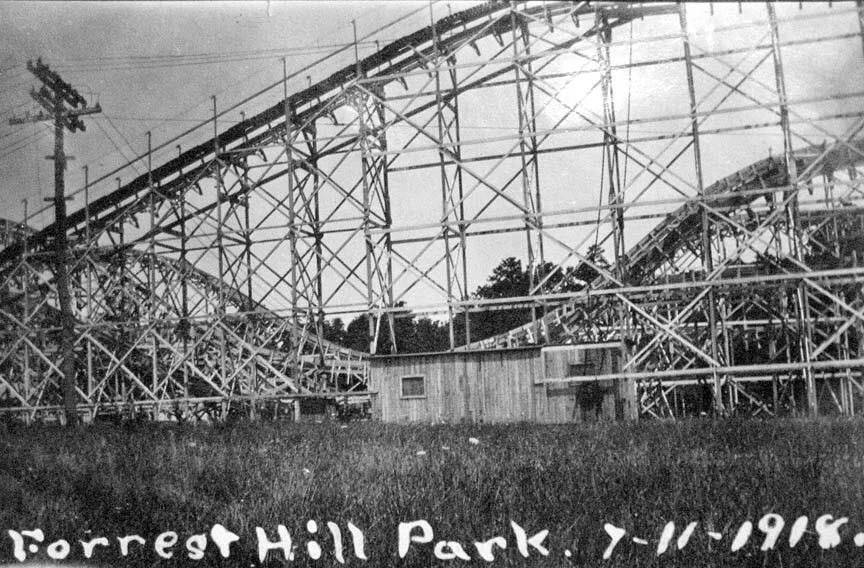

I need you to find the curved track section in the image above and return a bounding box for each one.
[467,138,864,350]
[1,1,863,420]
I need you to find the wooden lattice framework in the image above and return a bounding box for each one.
[2,1,864,421]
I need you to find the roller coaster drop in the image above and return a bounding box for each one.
[2,1,864,421]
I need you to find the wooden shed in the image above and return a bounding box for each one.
[369,343,636,423]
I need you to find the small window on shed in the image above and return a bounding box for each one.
[401,375,426,399]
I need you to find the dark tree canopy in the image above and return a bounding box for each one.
[323,248,611,353]
[464,254,600,341]
[322,302,450,354]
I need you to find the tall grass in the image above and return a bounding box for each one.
[0,418,861,567]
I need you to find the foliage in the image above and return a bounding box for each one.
[322,303,450,354]
[463,246,610,343]
[322,247,612,353]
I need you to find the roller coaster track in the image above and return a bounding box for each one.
[0,241,367,418]
[465,138,864,350]
[1,1,863,420]
[0,2,671,268]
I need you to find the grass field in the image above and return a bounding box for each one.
[0,417,862,567]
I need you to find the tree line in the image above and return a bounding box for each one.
[322,245,610,354]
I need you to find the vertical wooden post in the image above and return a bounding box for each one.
[177,144,190,410]
[147,132,160,418]
[432,3,457,350]
[212,96,228,420]
[8,60,102,424]
[353,22,383,355]
[680,3,724,415]
[375,88,398,354]
[241,153,258,420]
[767,2,816,416]
[84,166,94,418]
[511,4,540,329]
[21,198,31,425]
[52,92,78,426]
[595,8,635,419]
[282,58,302,392]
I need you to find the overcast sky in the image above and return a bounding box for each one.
[0,1,442,226]
[1,2,861,312]
[1,2,859,221]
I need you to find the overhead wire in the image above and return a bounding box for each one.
[5,0,442,225]
[92,118,144,176]
[0,100,32,117]
[0,79,34,96]
[0,128,50,162]
[57,49,361,74]
[0,38,405,78]
[1,3,431,95]
[63,41,379,62]
[57,0,440,207]
[0,124,45,153]
[0,122,43,142]
[104,114,148,172]
[0,0,443,75]
[33,146,43,203]
[97,114,244,124]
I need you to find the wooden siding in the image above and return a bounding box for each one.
[370,345,627,423]
[539,345,624,421]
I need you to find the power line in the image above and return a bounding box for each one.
[0,38,402,77]
[104,114,141,154]
[103,115,147,174]
[98,114,242,124]
[93,118,143,176]
[0,79,34,96]
[59,39,389,63]
[0,124,47,152]
[0,1,435,80]
[0,128,50,162]
[0,121,41,141]
[7,59,101,427]
[25,0,437,211]
[56,50,351,74]
[0,100,32,117]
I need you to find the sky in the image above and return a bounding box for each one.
[0,1,442,226]
[1,1,862,316]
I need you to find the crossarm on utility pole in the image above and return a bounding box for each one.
[8,58,102,426]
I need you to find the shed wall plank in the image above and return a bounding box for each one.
[371,345,623,424]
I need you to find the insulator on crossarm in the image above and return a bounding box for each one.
[492,27,504,47]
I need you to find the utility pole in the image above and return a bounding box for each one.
[9,58,101,426]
